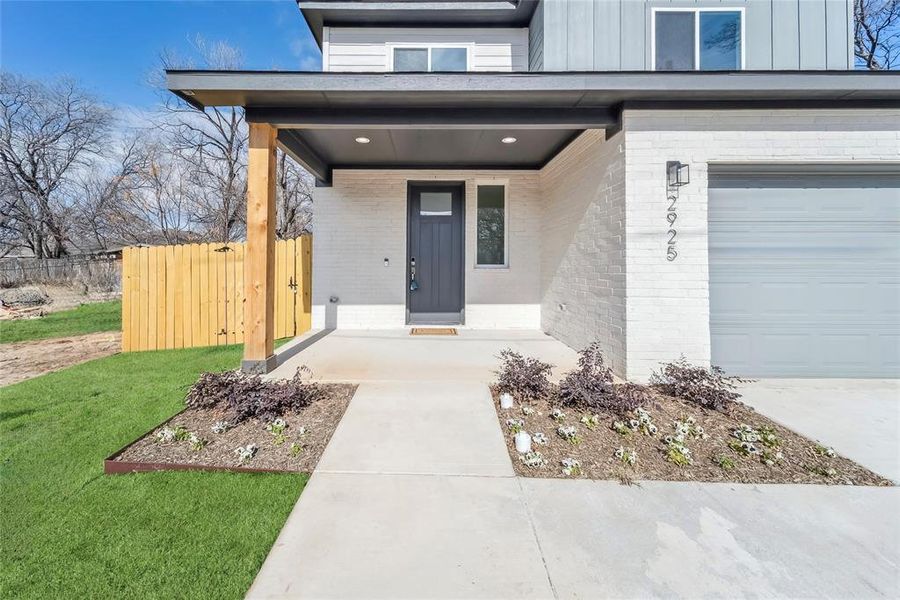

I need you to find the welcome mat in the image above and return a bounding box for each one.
[410,327,458,336]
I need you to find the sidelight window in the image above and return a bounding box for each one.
[476,184,507,267]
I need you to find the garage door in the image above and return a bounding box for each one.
[708,166,900,378]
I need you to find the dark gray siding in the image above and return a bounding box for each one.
[530,0,853,72]
[529,0,544,71]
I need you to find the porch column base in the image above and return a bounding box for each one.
[241,355,278,374]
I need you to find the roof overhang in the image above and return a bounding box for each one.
[167,70,900,184]
[297,1,538,48]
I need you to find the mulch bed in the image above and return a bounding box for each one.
[493,388,893,486]
[110,384,357,473]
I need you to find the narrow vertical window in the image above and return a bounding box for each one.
[476,185,506,266]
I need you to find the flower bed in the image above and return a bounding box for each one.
[491,349,891,486]
[107,370,356,474]
[493,388,890,485]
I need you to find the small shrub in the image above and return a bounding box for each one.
[187,432,207,452]
[495,349,554,400]
[714,454,735,471]
[650,356,749,411]
[561,458,581,476]
[557,344,650,414]
[521,451,546,468]
[614,446,637,466]
[550,408,566,422]
[185,367,323,424]
[234,444,258,464]
[556,425,581,445]
[813,443,836,458]
[532,432,548,445]
[289,442,304,457]
[580,414,601,430]
[506,418,525,434]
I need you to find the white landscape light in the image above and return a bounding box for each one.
[355,136,371,144]
[514,431,532,454]
[501,136,517,144]
[666,161,690,187]
[499,392,514,409]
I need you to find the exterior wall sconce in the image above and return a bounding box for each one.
[666,161,690,187]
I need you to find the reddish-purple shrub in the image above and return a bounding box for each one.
[650,357,749,411]
[495,349,554,400]
[557,343,648,414]
[185,366,322,423]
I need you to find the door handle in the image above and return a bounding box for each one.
[409,257,418,292]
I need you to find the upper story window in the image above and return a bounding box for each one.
[391,45,468,72]
[653,9,743,71]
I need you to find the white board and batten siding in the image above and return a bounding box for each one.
[323,27,529,72]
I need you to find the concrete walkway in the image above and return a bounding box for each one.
[248,380,899,599]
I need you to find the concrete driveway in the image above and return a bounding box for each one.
[250,331,899,599]
[740,379,899,483]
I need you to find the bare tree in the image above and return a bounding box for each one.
[855,0,900,69]
[157,37,247,243]
[0,72,111,257]
[276,149,314,238]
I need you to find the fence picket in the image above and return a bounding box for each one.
[120,237,310,352]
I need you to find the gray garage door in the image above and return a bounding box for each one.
[709,166,900,378]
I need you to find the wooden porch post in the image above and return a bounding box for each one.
[242,122,277,373]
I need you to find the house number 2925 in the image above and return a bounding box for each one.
[666,189,678,261]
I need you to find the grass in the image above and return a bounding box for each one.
[0,343,306,599]
[1,300,122,344]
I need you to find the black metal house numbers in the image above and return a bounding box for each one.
[665,161,690,262]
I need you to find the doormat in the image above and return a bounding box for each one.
[410,327,458,336]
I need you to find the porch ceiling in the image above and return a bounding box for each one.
[166,70,900,184]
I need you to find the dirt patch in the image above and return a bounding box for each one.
[0,284,118,321]
[493,388,892,486]
[111,384,357,473]
[0,331,121,386]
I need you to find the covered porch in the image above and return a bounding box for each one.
[165,70,899,374]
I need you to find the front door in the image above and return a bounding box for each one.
[407,183,465,324]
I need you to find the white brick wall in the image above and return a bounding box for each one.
[623,108,900,381]
[310,109,900,381]
[312,169,542,329]
[538,130,628,375]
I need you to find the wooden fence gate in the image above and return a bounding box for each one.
[121,237,311,352]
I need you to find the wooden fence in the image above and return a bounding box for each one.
[121,237,311,352]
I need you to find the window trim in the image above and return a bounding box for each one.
[387,42,472,72]
[474,179,509,269]
[650,7,746,72]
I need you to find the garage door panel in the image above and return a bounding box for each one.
[709,169,900,378]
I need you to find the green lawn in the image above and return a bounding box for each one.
[0,300,122,344]
[0,343,306,599]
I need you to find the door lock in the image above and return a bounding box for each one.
[409,257,418,291]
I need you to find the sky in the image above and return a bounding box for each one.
[1,0,322,108]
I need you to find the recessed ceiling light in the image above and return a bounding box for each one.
[355,136,371,144]
[501,136,517,144]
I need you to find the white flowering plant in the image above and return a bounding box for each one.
[673,416,707,441]
[266,418,288,435]
[211,421,231,434]
[730,424,782,464]
[813,443,836,458]
[580,414,601,431]
[521,451,546,468]
[522,406,536,416]
[187,432,208,452]
[665,439,693,466]
[760,448,784,467]
[614,446,637,466]
[550,408,566,423]
[234,444,258,464]
[506,418,525,434]
[561,458,581,477]
[611,420,632,436]
[556,425,581,445]
[634,408,658,436]
[155,425,189,443]
[532,432,549,445]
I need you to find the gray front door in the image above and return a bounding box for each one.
[709,166,900,378]
[407,183,465,324]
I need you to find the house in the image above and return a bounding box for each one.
[166,0,900,380]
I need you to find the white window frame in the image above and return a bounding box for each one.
[474,179,509,269]
[387,42,473,72]
[650,7,746,71]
